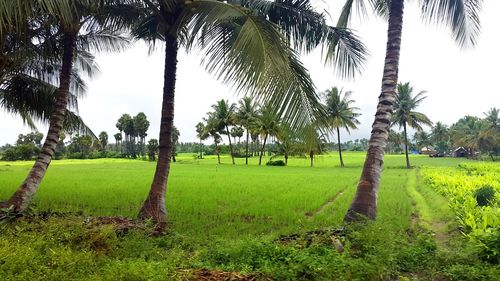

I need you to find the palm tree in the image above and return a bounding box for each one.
[204,114,223,164]
[1,0,129,213]
[450,116,483,156]
[211,99,237,165]
[391,82,432,168]
[171,125,180,162]
[413,131,431,151]
[133,0,368,229]
[195,122,206,159]
[258,103,280,166]
[113,132,122,152]
[387,129,404,154]
[323,87,360,167]
[431,121,450,153]
[342,0,484,222]
[236,96,258,165]
[301,124,326,167]
[479,108,499,160]
[275,124,298,166]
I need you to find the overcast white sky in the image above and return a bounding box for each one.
[1,1,499,145]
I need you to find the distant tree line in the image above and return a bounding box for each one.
[193,88,361,167]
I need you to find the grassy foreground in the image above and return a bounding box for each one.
[0,152,498,280]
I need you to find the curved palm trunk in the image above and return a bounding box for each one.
[226,125,235,165]
[138,35,178,231]
[245,129,249,165]
[258,133,268,165]
[1,33,76,212]
[403,122,410,168]
[337,127,345,167]
[344,0,404,222]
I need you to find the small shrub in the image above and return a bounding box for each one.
[474,185,496,207]
[266,160,285,166]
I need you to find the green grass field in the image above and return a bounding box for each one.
[0,152,498,280]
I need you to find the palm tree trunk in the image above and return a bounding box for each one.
[216,143,221,164]
[138,35,178,231]
[285,153,288,166]
[310,150,314,167]
[226,125,235,165]
[1,32,76,212]
[337,127,345,167]
[403,122,410,168]
[344,0,404,222]
[245,129,249,165]
[258,133,268,165]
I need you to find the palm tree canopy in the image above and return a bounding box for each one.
[338,0,483,48]
[235,96,259,129]
[323,86,360,133]
[210,99,236,134]
[257,102,280,138]
[132,0,368,128]
[431,121,449,143]
[392,82,433,131]
[450,115,484,149]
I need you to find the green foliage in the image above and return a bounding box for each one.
[266,160,285,166]
[0,154,498,279]
[423,163,500,262]
[474,185,496,207]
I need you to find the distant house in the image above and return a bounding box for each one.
[420,146,435,155]
[454,147,468,157]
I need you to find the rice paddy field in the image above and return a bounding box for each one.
[0,152,498,280]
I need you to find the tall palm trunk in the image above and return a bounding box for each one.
[1,32,76,212]
[403,122,410,168]
[337,127,344,167]
[226,125,235,164]
[344,0,404,222]
[258,133,268,165]
[216,143,221,164]
[245,129,249,165]
[138,35,178,230]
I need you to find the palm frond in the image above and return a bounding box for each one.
[185,0,324,128]
[420,0,483,48]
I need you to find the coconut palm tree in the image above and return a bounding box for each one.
[171,125,180,162]
[450,115,483,156]
[236,96,259,165]
[275,124,298,166]
[1,0,130,213]
[431,121,450,153]
[391,82,432,168]
[300,124,326,167]
[339,0,483,221]
[413,130,431,151]
[203,114,223,164]
[211,99,237,164]
[257,103,280,166]
[195,122,206,159]
[133,0,368,229]
[323,87,360,167]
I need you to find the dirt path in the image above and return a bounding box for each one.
[305,189,345,219]
[406,168,455,249]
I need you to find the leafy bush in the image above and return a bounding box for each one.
[423,163,500,262]
[266,160,286,166]
[474,185,496,207]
